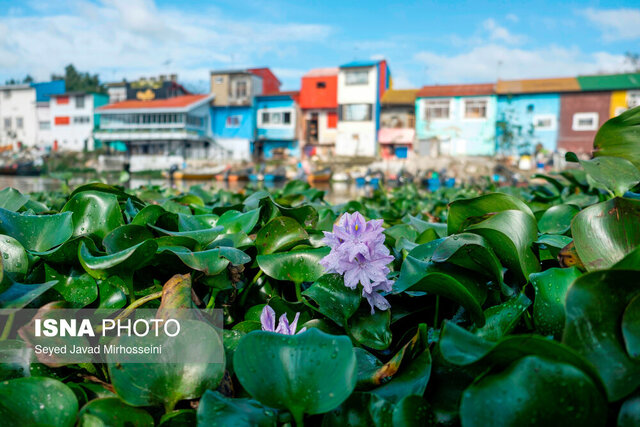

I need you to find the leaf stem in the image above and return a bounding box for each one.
[294,281,303,302]
[292,410,305,427]
[94,291,163,334]
[238,270,263,306]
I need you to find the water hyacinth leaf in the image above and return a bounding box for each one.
[622,294,640,360]
[354,348,384,389]
[257,247,330,283]
[537,204,580,234]
[255,216,308,255]
[70,182,145,207]
[302,273,361,327]
[196,390,278,427]
[530,267,581,338]
[618,393,640,427]
[177,213,218,231]
[160,246,249,276]
[0,279,57,308]
[159,409,196,426]
[210,232,255,249]
[107,320,225,411]
[0,377,78,427]
[466,209,540,283]
[593,106,640,169]
[447,192,534,234]
[102,225,154,253]
[234,328,357,422]
[321,392,393,427]
[392,239,444,291]
[97,276,127,309]
[216,208,261,234]
[348,306,392,350]
[0,234,29,283]
[156,273,195,314]
[534,234,572,259]
[392,395,435,426]
[148,224,224,248]
[0,188,29,211]
[571,197,640,271]
[0,340,33,381]
[44,264,98,307]
[471,292,531,341]
[0,207,73,252]
[30,236,95,265]
[78,397,154,427]
[405,214,447,237]
[460,356,607,427]
[384,224,417,247]
[61,190,124,240]
[78,240,158,281]
[131,204,166,227]
[578,156,640,197]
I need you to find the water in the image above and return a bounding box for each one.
[0,176,373,204]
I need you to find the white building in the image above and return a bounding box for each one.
[0,85,38,149]
[49,92,109,151]
[336,60,390,157]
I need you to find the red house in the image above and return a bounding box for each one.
[557,92,611,154]
[299,68,338,158]
[248,68,282,95]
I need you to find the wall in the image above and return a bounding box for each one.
[558,91,610,154]
[610,90,628,117]
[0,86,38,148]
[255,97,297,141]
[50,94,98,151]
[416,95,497,156]
[496,93,559,154]
[300,75,338,109]
[380,106,414,128]
[211,105,255,161]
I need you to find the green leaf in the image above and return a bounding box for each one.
[348,306,392,350]
[321,392,393,427]
[0,377,78,427]
[530,267,581,338]
[78,240,158,281]
[460,356,606,427]
[447,192,534,235]
[233,328,357,421]
[593,106,640,169]
[255,216,308,255]
[61,190,125,240]
[0,234,29,284]
[0,207,73,252]
[466,210,540,283]
[537,204,579,234]
[78,397,154,427]
[102,225,154,253]
[392,395,435,426]
[44,264,98,307]
[257,247,330,283]
[623,294,640,360]
[578,156,640,197]
[0,340,33,380]
[471,292,531,341]
[149,224,224,248]
[618,393,640,427]
[0,188,29,211]
[131,204,166,226]
[0,279,57,308]
[571,197,640,271]
[196,391,278,427]
[159,246,249,276]
[303,274,361,327]
[216,208,261,234]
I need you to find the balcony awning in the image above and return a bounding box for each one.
[378,128,415,144]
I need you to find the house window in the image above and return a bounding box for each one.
[260,110,293,126]
[16,117,23,129]
[316,81,326,89]
[261,112,270,124]
[56,96,69,105]
[345,70,369,85]
[3,118,11,129]
[226,115,241,128]
[533,114,556,131]
[464,99,487,119]
[283,112,291,124]
[75,95,85,108]
[39,121,51,130]
[572,112,599,131]
[73,116,90,124]
[423,99,450,120]
[235,80,248,98]
[340,104,372,121]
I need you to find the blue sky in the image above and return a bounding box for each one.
[1,0,639,91]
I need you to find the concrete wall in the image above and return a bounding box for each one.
[558,91,610,154]
[256,97,297,141]
[0,86,38,147]
[50,94,99,151]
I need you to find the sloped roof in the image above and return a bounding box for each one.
[248,67,282,85]
[98,94,211,111]
[303,68,339,78]
[496,77,580,94]
[417,83,494,98]
[381,89,419,104]
[577,73,640,91]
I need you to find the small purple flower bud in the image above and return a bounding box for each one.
[260,305,307,335]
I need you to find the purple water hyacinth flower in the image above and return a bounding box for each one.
[320,211,394,314]
[260,305,306,335]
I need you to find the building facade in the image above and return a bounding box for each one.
[94,94,225,169]
[336,60,390,157]
[49,92,109,151]
[299,68,338,159]
[416,84,496,157]
[577,73,640,118]
[106,75,188,104]
[254,92,301,160]
[378,89,418,159]
[557,92,611,154]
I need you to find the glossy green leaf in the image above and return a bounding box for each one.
[578,156,640,197]
[471,292,531,341]
[571,197,640,271]
[302,274,361,327]
[149,224,224,248]
[623,294,640,360]
[196,391,278,427]
[0,279,57,308]
[530,267,581,338]
[78,240,158,281]
[321,392,393,427]
[593,106,640,169]
[0,340,33,380]
[255,216,308,255]
[460,356,606,427]
[62,190,124,240]
[0,207,73,252]
[257,247,330,283]
[348,306,392,350]
[448,192,534,234]
[0,188,29,211]
[216,208,261,234]
[131,204,166,227]
[392,395,435,426]
[0,377,78,427]
[45,264,98,307]
[102,225,154,253]
[537,204,579,234]
[618,393,640,427]
[0,234,29,283]
[234,328,357,422]
[78,397,154,427]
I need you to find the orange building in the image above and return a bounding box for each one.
[299,68,338,158]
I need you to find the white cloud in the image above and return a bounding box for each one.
[482,18,525,45]
[414,44,633,84]
[0,0,332,88]
[506,13,519,23]
[582,8,640,41]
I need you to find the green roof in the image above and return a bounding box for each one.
[577,73,640,91]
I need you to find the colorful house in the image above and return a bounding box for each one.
[209,68,281,161]
[299,68,338,159]
[378,89,418,159]
[49,92,109,151]
[557,91,611,154]
[495,78,580,154]
[336,60,390,157]
[415,84,496,157]
[254,92,301,160]
[577,73,640,117]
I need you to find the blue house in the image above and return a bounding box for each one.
[211,106,255,160]
[495,77,580,153]
[254,92,301,160]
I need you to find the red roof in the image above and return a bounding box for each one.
[248,68,282,95]
[417,83,494,98]
[99,94,210,110]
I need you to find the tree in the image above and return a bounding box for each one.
[624,52,640,72]
[51,64,105,93]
